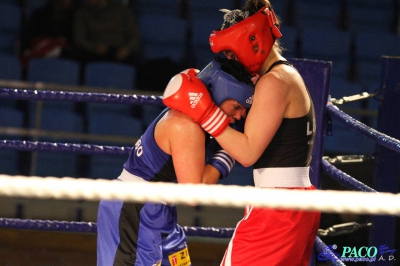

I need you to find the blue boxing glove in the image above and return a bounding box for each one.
[209,149,235,179]
[207,137,235,179]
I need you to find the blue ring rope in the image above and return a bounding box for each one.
[0,140,132,156]
[321,159,377,193]
[0,88,164,106]
[0,218,234,238]
[315,237,346,266]
[327,104,400,153]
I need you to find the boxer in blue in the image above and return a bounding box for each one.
[96,57,254,266]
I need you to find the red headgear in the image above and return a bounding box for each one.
[209,7,282,76]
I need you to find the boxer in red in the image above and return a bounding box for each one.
[163,1,321,265]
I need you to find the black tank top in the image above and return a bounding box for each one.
[253,60,315,168]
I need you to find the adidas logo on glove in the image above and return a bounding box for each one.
[189,92,203,108]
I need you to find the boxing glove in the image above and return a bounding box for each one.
[181,68,199,76]
[210,149,235,179]
[163,73,229,137]
[206,138,235,179]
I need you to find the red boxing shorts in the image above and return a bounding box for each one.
[221,186,321,266]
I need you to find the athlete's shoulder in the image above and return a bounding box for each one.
[154,109,204,155]
[159,109,203,134]
[257,69,290,97]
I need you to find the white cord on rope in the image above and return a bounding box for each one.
[1,174,399,216]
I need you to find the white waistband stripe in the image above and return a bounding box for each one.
[118,169,147,183]
[253,167,311,188]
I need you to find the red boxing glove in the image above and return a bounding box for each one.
[163,73,229,137]
[181,68,199,76]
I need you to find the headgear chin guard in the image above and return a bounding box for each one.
[209,7,282,76]
[197,57,254,109]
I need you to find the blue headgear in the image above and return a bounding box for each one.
[197,58,254,109]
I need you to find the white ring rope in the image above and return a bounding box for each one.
[1,174,399,216]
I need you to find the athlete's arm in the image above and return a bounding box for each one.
[215,71,290,167]
[156,110,221,184]
[215,66,311,166]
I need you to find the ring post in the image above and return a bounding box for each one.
[291,58,332,189]
[291,58,332,266]
[368,56,400,266]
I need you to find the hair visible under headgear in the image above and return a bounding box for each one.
[219,9,249,30]
[219,0,276,30]
[243,0,273,15]
[214,57,253,86]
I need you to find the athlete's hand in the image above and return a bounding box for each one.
[163,72,229,137]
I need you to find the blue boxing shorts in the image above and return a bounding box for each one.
[97,200,191,266]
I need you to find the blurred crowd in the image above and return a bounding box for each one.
[18,0,141,69]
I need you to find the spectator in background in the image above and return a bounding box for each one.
[20,0,80,69]
[72,0,141,66]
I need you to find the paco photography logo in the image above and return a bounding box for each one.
[318,244,396,263]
